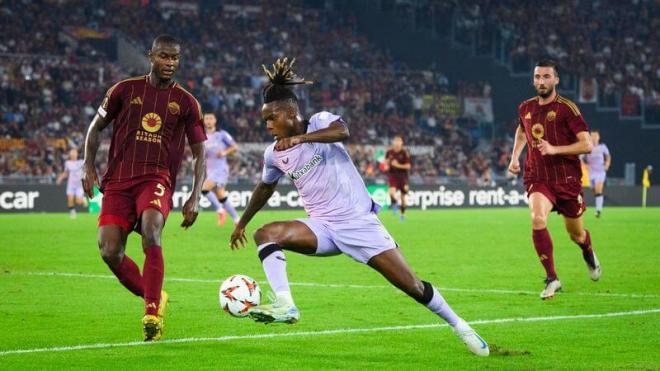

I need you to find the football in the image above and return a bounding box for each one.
[219,274,261,317]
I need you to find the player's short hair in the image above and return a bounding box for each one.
[203,111,216,117]
[591,128,600,133]
[152,34,180,49]
[535,59,560,77]
[262,57,313,104]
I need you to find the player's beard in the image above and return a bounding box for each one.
[536,85,555,99]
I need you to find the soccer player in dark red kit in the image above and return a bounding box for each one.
[82,35,207,340]
[385,135,411,221]
[508,60,601,300]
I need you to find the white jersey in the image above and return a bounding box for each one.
[65,160,84,185]
[262,112,375,222]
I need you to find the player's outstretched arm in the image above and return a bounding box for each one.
[56,170,68,185]
[275,121,348,151]
[181,142,206,229]
[538,131,593,156]
[82,114,110,198]
[508,125,527,176]
[230,181,277,250]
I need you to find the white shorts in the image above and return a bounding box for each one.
[207,169,229,187]
[298,213,397,264]
[589,172,606,187]
[66,182,84,198]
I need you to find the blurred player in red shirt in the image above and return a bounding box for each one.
[385,135,411,221]
[82,35,207,340]
[509,60,601,300]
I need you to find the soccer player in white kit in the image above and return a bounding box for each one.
[581,129,611,217]
[202,112,240,226]
[56,148,86,219]
[229,58,489,357]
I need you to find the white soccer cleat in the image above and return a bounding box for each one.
[587,251,601,281]
[248,303,300,324]
[540,279,562,300]
[452,320,489,357]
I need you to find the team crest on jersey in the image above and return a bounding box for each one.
[168,101,180,115]
[141,113,162,133]
[546,110,556,121]
[531,123,545,140]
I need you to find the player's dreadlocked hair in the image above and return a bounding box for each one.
[262,57,313,104]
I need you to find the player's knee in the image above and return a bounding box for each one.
[141,222,162,248]
[98,239,123,267]
[531,214,547,229]
[569,231,583,243]
[406,279,425,300]
[253,223,283,245]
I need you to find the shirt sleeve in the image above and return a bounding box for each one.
[97,82,123,122]
[308,111,343,132]
[261,144,284,184]
[221,131,236,147]
[185,96,207,145]
[564,104,589,135]
[602,144,610,157]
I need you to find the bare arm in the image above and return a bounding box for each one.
[230,181,277,249]
[391,160,412,170]
[218,144,238,157]
[56,170,68,185]
[181,142,206,229]
[82,114,111,197]
[508,125,527,175]
[275,121,349,151]
[604,154,611,171]
[538,131,593,156]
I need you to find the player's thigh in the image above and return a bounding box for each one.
[140,208,165,247]
[527,187,554,226]
[215,186,227,199]
[594,181,605,194]
[66,194,74,205]
[202,179,216,191]
[330,214,397,263]
[562,215,585,239]
[254,220,321,255]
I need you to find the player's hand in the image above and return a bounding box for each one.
[275,136,302,151]
[216,150,225,158]
[230,225,248,250]
[181,197,199,229]
[508,158,521,176]
[537,139,557,156]
[81,164,99,198]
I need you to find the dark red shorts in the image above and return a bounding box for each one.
[99,180,173,233]
[388,175,409,194]
[526,182,586,218]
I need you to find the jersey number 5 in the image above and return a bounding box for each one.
[154,183,166,197]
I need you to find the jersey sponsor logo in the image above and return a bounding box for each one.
[288,154,322,181]
[531,123,545,144]
[168,101,180,115]
[131,97,143,105]
[142,113,163,133]
[546,110,556,121]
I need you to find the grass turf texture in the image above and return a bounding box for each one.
[1,208,659,370]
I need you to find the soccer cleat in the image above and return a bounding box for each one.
[248,302,300,324]
[391,203,398,214]
[399,214,405,222]
[595,210,601,218]
[452,319,489,357]
[540,278,562,300]
[217,211,226,226]
[586,251,601,281]
[142,314,163,341]
[158,290,169,325]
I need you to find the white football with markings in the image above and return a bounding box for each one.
[219,274,261,317]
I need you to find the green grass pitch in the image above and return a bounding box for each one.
[1,208,659,370]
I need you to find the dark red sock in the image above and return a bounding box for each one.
[143,246,164,316]
[532,228,557,280]
[577,229,595,267]
[109,255,144,297]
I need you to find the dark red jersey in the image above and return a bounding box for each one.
[386,148,411,178]
[97,76,206,191]
[518,95,589,185]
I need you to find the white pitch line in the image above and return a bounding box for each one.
[1,308,659,357]
[12,271,660,299]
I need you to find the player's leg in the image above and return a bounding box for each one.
[399,184,408,221]
[367,249,488,356]
[594,177,605,217]
[98,224,143,297]
[66,193,76,219]
[388,185,399,214]
[249,220,320,323]
[202,179,223,213]
[528,189,562,299]
[563,216,601,281]
[139,208,166,340]
[216,186,239,223]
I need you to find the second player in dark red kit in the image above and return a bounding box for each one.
[385,135,411,221]
[509,60,601,300]
[82,35,207,340]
